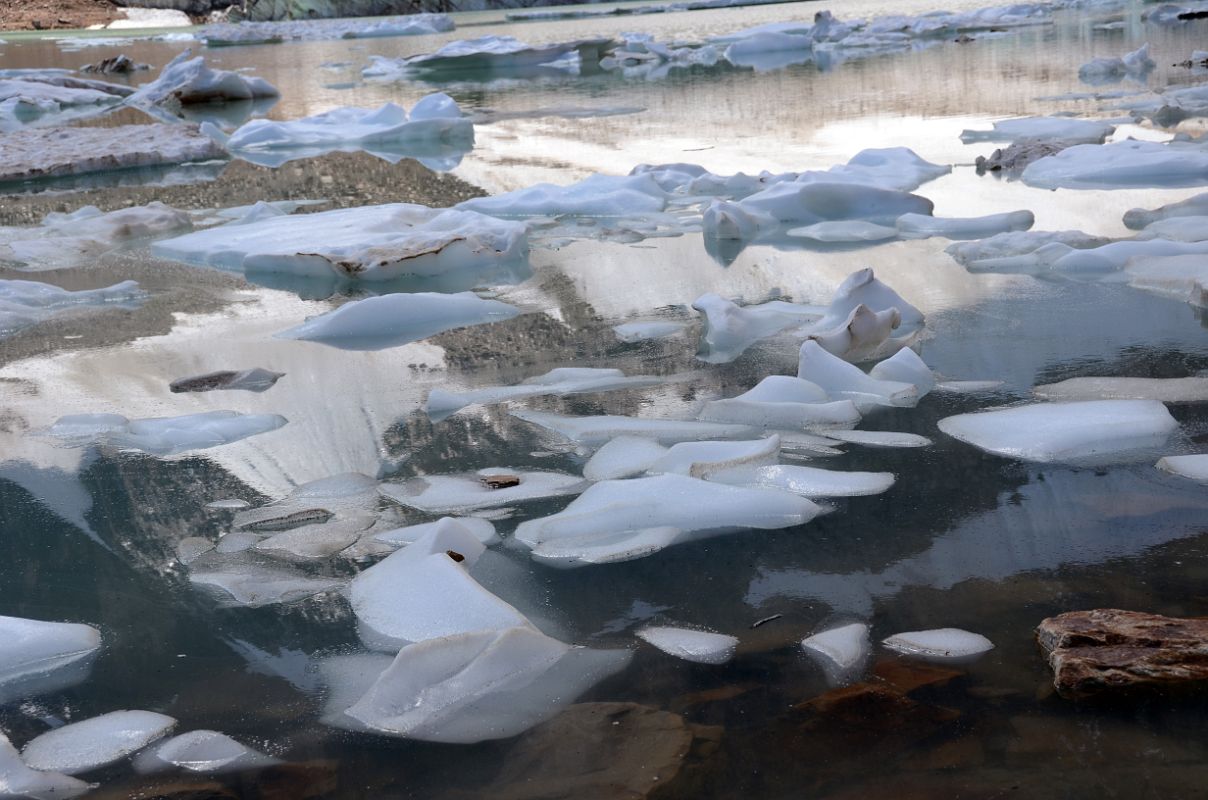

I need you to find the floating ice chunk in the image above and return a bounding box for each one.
[426,367,664,420]
[350,520,529,649]
[801,622,870,682]
[723,31,812,68]
[1078,43,1154,84]
[253,515,373,561]
[938,400,1178,462]
[612,321,688,342]
[822,429,931,448]
[515,474,821,566]
[529,527,685,566]
[867,347,936,396]
[200,13,453,45]
[374,517,498,547]
[1,203,192,270]
[0,279,144,338]
[805,304,901,362]
[636,626,738,664]
[131,730,279,775]
[1022,140,1208,190]
[1052,239,1208,274]
[365,36,612,78]
[40,411,287,456]
[511,409,754,446]
[0,616,101,705]
[805,268,925,333]
[787,220,899,243]
[959,116,1115,144]
[693,293,823,363]
[798,341,919,409]
[277,292,520,351]
[749,465,894,497]
[699,376,861,431]
[648,436,781,481]
[154,203,528,284]
[170,367,283,394]
[945,230,1111,271]
[189,562,346,607]
[1125,254,1208,306]
[881,628,994,661]
[459,173,667,219]
[380,469,585,514]
[1034,376,1208,403]
[1124,192,1208,229]
[22,710,176,775]
[895,210,1034,240]
[341,626,631,743]
[1157,454,1208,482]
[176,537,214,565]
[128,50,278,107]
[215,532,264,554]
[212,97,473,169]
[935,380,1005,394]
[1139,216,1208,242]
[583,436,669,481]
[0,733,91,799]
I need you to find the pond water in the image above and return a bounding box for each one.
[3,0,1208,796]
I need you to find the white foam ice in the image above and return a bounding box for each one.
[511,409,754,446]
[636,626,738,664]
[582,436,670,481]
[798,341,920,410]
[895,210,1034,240]
[425,367,665,420]
[1022,140,1208,190]
[276,292,520,351]
[131,730,279,775]
[22,710,177,775]
[152,203,528,284]
[40,410,287,456]
[959,116,1115,144]
[1157,454,1208,482]
[1034,376,1208,403]
[380,469,586,514]
[881,628,994,660]
[0,616,101,706]
[0,733,91,799]
[698,375,862,431]
[0,279,145,338]
[350,519,530,650]
[801,622,870,683]
[938,400,1178,462]
[128,50,278,107]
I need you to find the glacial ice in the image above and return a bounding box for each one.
[1022,140,1208,190]
[22,710,177,775]
[704,182,934,239]
[425,367,665,420]
[698,375,862,431]
[1125,254,1208,306]
[169,367,284,394]
[693,293,824,363]
[945,230,1111,272]
[801,622,870,682]
[0,203,193,270]
[363,36,614,78]
[1124,192,1208,229]
[1034,376,1208,403]
[339,626,631,743]
[0,733,91,799]
[176,537,215,565]
[1157,454,1208,482]
[1047,240,1208,274]
[647,436,780,481]
[152,203,528,285]
[41,410,287,456]
[959,116,1115,144]
[1078,43,1155,84]
[601,34,721,80]
[751,465,895,497]
[373,517,499,547]
[1138,216,1208,242]
[511,409,754,446]
[350,520,530,649]
[128,50,279,107]
[380,469,586,514]
[583,436,671,481]
[131,730,279,774]
[0,280,145,339]
[253,515,374,561]
[787,220,899,243]
[459,173,668,219]
[515,473,821,566]
[881,628,994,660]
[798,341,920,409]
[0,616,101,705]
[805,268,925,333]
[200,14,453,46]
[867,347,936,396]
[805,304,902,362]
[276,292,521,350]
[0,76,124,130]
[938,400,1179,462]
[636,626,738,664]
[895,210,1035,240]
[210,96,473,169]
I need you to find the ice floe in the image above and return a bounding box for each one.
[201,14,453,46]
[0,616,101,705]
[189,561,347,608]
[959,116,1115,144]
[511,409,754,447]
[0,203,193,269]
[692,293,824,363]
[40,410,287,456]
[704,182,934,239]
[1125,254,1208,306]
[612,320,688,342]
[380,469,586,514]
[1124,192,1208,229]
[582,436,673,481]
[276,292,521,350]
[132,730,279,775]
[881,628,994,661]
[867,347,936,396]
[636,626,738,664]
[895,210,1034,240]
[0,75,125,130]
[1034,376,1208,403]
[697,376,862,431]
[373,517,498,547]
[22,710,176,775]
[945,229,1112,273]
[170,367,284,394]
[1078,43,1155,85]
[426,367,666,421]
[798,341,920,410]
[0,280,145,338]
[459,173,668,219]
[1022,140,1208,190]
[823,429,932,448]
[0,733,91,799]
[804,304,902,362]
[1157,454,1208,482]
[128,50,278,108]
[208,95,473,169]
[750,464,894,497]
[938,400,1178,462]
[801,622,870,683]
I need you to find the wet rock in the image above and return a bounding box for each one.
[872,658,963,693]
[795,683,960,732]
[1037,609,1208,699]
[976,139,1078,175]
[81,55,150,75]
[485,702,715,800]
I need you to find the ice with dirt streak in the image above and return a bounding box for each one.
[132,730,280,775]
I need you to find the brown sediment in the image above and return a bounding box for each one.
[0,0,121,31]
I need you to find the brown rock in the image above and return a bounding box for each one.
[796,682,960,731]
[872,659,963,694]
[482,474,521,489]
[1037,609,1208,699]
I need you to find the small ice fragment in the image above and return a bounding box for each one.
[583,436,669,481]
[40,410,287,456]
[1156,454,1208,482]
[205,498,250,509]
[128,50,278,107]
[425,367,663,420]
[868,347,935,396]
[881,628,994,661]
[692,293,822,363]
[934,380,1005,394]
[636,626,738,664]
[189,563,346,608]
[823,429,931,448]
[805,304,901,363]
[1022,140,1208,191]
[131,730,279,774]
[750,465,894,497]
[22,710,177,775]
[801,622,870,682]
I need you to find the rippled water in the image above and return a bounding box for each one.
[4,0,1208,796]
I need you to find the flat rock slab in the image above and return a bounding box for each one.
[0,124,226,185]
[1037,609,1208,699]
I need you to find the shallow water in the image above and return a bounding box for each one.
[4,0,1208,796]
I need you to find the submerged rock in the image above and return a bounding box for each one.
[80,54,149,74]
[975,139,1079,174]
[1037,609,1208,699]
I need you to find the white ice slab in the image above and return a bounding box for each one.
[749,465,894,497]
[364,35,612,77]
[647,436,781,481]
[458,173,667,219]
[938,400,1178,462]
[128,50,278,107]
[583,436,669,481]
[373,517,498,547]
[0,279,144,338]
[636,626,738,664]
[190,562,346,607]
[1078,43,1154,84]
[132,730,279,774]
[1157,454,1208,482]
[959,116,1115,144]
[511,409,754,446]
[0,733,90,799]
[805,304,901,363]
[895,210,1034,240]
[798,341,919,409]
[380,468,585,514]
[1124,192,1208,229]
[693,292,823,363]
[425,367,663,420]
[40,410,287,456]
[823,429,932,448]
[22,710,177,775]
[200,13,453,45]
[1034,376,1208,403]
[867,347,936,396]
[1022,140,1208,190]
[612,320,688,342]
[801,622,870,682]
[882,628,994,660]
[698,376,862,431]
[0,616,101,704]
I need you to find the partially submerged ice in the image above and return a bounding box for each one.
[959,116,1115,144]
[1022,140,1208,190]
[380,469,586,514]
[1034,376,1208,403]
[169,367,284,394]
[882,628,994,661]
[797,341,920,410]
[426,367,665,421]
[1125,254,1208,306]
[938,400,1178,462]
[511,409,754,447]
[0,615,101,704]
[374,516,498,547]
[0,733,91,799]
[636,626,738,664]
[692,293,823,364]
[0,203,193,270]
[801,622,870,683]
[703,182,934,239]
[21,710,177,775]
[1124,192,1208,230]
[132,730,279,775]
[0,280,145,339]
[458,173,668,220]
[804,304,902,363]
[128,50,278,108]
[514,473,821,567]
[200,13,453,46]
[40,410,287,456]
[698,375,862,431]
[895,210,1034,240]
[153,203,528,285]
[363,35,614,78]
[0,73,127,130]
[276,292,520,351]
[1078,43,1155,85]
[1157,454,1208,482]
